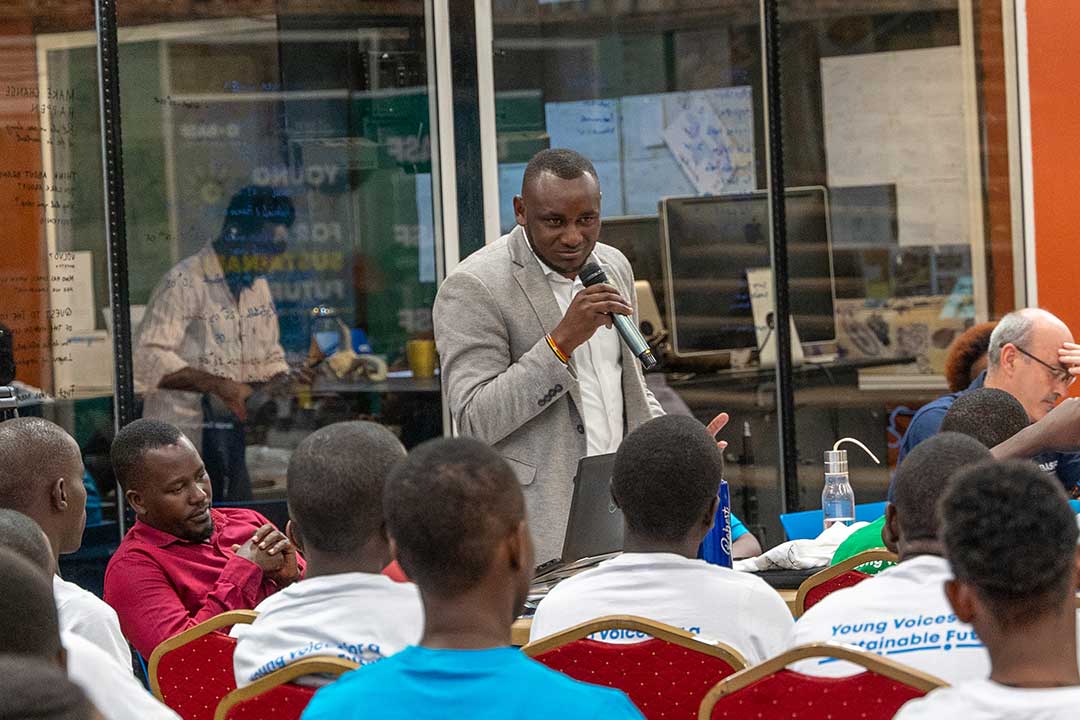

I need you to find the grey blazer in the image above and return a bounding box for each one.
[432,225,664,562]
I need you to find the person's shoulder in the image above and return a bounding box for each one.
[53,576,112,613]
[451,234,514,276]
[303,655,403,714]
[894,684,986,718]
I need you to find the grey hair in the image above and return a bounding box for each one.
[988,311,1035,366]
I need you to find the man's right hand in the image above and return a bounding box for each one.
[549,283,632,356]
[232,523,288,573]
[212,377,253,421]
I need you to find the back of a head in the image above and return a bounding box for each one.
[384,437,525,596]
[287,421,406,554]
[0,547,61,658]
[891,432,992,542]
[110,418,184,492]
[222,184,296,238]
[0,417,80,513]
[0,654,95,720]
[940,459,1077,627]
[521,148,598,193]
[941,388,1029,448]
[0,508,54,573]
[612,415,723,543]
[944,321,996,392]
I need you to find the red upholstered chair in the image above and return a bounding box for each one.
[794,549,898,618]
[697,642,946,720]
[523,615,747,720]
[213,656,358,720]
[148,610,258,720]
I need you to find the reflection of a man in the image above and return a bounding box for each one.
[135,186,299,501]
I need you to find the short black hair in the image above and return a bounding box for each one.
[940,459,1077,626]
[941,388,1029,448]
[0,655,94,720]
[0,418,80,513]
[0,548,61,658]
[612,415,723,542]
[0,509,53,572]
[287,421,405,554]
[521,148,598,195]
[891,432,992,542]
[221,185,296,238]
[384,438,524,596]
[110,419,185,491]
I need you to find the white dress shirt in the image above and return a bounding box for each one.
[787,555,988,683]
[63,631,181,720]
[134,244,290,450]
[54,575,133,670]
[529,242,623,455]
[529,552,793,664]
[231,572,424,687]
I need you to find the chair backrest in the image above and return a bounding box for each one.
[148,610,258,720]
[524,615,747,720]
[793,549,898,617]
[779,502,889,541]
[214,657,359,720]
[697,642,947,720]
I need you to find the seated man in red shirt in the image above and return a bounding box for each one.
[104,419,302,659]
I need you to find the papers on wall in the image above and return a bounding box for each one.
[746,267,804,368]
[415,174,436,283]
[49,250,95,332]
[821,46,968,247]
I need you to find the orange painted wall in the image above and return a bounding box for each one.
[1026,2,1080,334]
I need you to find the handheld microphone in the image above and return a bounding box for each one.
[579,262,658,370]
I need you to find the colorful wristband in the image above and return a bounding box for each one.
[545,334,569,364]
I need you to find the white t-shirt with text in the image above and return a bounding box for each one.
[63,631,180,720]
[786,554,988,683]
[528,552,793,664]
[54,575,133,669]
[895,679,1080,719]
[231,571,424,687]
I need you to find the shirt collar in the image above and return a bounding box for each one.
[130,508,224,548]
[522,228,582,284]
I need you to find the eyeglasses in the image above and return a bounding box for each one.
[1014,345,1076,387]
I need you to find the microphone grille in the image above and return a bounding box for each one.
[579,262,607,287]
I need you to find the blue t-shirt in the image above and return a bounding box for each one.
[896,371,1080,495]
[302,646,644,720]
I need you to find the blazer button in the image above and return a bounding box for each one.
[576,424,585,434]
[554,384,563,392]
[538,398,546,407]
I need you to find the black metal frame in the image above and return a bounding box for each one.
[95,0,134,535]
[448,0,487,260]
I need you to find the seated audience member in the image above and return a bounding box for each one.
[940,387,1030,449]
[897,309,1080,494]
[944,321,997,393]
[0,418,131,667]
[0,544,179,720]
[302,438,644,720]
[232,421,423,686]
[528,415,792,662]
[789,432,993,683]
[896,460,1080,718]
[0,655,99,720]
[104,419,303,659]
[831,388,1031,571]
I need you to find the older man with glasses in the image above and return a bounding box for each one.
[897,308,1080,495]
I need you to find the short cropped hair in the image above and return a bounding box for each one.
[940,459,1077,626]
[110,419,185,491]
[944,322,996,392]
[0,548,61,658]
[891,432,992,542]
[612,415,723,542]
[0,509,53,572]
[0,655,94,720]
[521,148,598,195]
[0,418,80,512]
[988,311,1035,367]
[941,388,1029,448]
[287,421,405,554]
[384,438,524,596]
[221,185,296,238]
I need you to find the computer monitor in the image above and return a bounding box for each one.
[599,215,667,321]
[659,187,836,358]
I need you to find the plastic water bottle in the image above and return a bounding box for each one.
[822,438,880,530]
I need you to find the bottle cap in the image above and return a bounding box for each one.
[824,448,847,474]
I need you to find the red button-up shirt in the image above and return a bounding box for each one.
[104,507,303,659]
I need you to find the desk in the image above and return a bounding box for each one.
[511,588,799,646]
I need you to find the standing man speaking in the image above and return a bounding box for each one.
[433,149,726,562]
